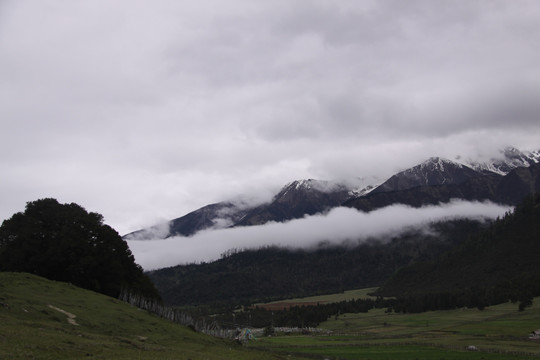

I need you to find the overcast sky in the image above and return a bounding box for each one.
[1,0,539,235]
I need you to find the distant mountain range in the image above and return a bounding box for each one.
[124,147,539,240]
[468,147,540,175]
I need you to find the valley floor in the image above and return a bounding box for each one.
[248,297,540,359]
[4,272,540,360]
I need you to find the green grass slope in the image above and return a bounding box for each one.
[0,272,308,360]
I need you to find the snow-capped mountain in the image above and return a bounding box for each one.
[246,179,350,222]
[124,179,355,239]
[371,157,484,194]
[124,202,251,240]
[464,147,540,176]
[366,147,540,196]
[124,146,540,240]
[234,179,352,226]
[348,184,378,197]
[345,159,540,212]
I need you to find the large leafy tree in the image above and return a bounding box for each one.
[0,198,159,300]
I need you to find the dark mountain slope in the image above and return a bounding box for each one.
[344,174,500,211]
[147,219,487,306]
[124,202,249,239]
[371,157,484,194]
[344,162,540,212]
[168,202,247,237]
[494,161,540,204]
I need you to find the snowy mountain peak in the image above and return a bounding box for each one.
[292,179,316,190]
[278,179,349,199]
[421,157,465,172]
[372,157,479,194]
[465,147,540,175]
[279,179,315,196]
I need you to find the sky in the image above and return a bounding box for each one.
[1,0,540,237]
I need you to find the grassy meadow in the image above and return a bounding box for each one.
[0,272,310,360]
[250,294,540,359]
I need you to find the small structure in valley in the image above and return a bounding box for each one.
[235,328,256,344]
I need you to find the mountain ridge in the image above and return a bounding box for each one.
[124,147,539,240]
[233,179,351,227]
[344,162,540,212]
[370,157,485,194]
[465,147,540,175]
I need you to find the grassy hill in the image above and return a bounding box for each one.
[0,272,309,360]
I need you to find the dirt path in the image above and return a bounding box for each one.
[48,305,79,326]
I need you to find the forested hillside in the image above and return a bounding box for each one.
[379,192,540,312]
[148,220,486,306]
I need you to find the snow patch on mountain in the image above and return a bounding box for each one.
[370,156,481,194]
[349,184,378,197]
[463,147,540,175]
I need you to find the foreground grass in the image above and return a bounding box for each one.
[250,295,540,360]
[0,272,309,360]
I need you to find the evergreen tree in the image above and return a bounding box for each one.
[0,198,160,300]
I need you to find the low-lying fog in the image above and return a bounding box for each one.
[127,200,511,270]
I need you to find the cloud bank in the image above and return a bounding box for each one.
[127,200,511,270]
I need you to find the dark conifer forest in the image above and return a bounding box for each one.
[148,219,487,306]
[378,192,540,313]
